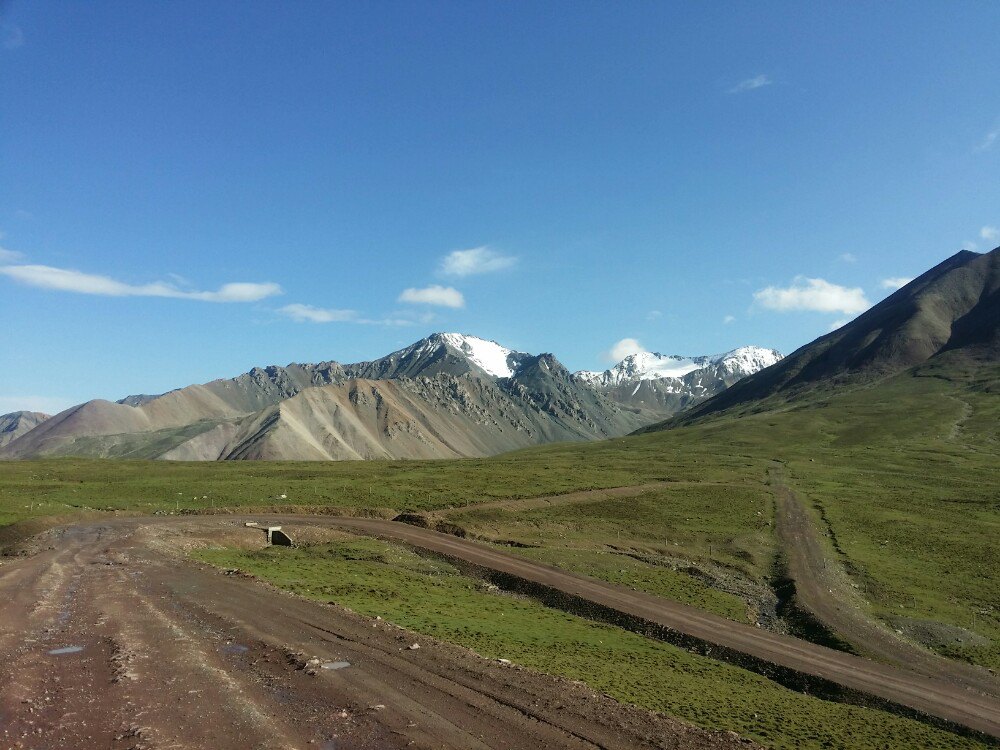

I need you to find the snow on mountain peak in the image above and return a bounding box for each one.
[573,345,782,387]
[437,333,523,378]
[622,352,708,380]
[711,346,783,375]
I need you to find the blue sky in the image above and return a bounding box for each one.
[1,1,998,413]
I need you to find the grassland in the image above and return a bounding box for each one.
[2,363,997,670]
[448,483,773,623]
[194,536,988,750]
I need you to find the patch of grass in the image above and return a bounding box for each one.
[194,538,989,750]
[509,547,751,623]
[457,485,773,574]
[447,484,774,622]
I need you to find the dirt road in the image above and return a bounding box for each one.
[309,516,1000,739]
[768,464,999,697]
[2,515,998,749]
[0,518,753,750]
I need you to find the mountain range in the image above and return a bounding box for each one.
[0,333,780,461]
[574,347,782,414]
[4,247,996,461]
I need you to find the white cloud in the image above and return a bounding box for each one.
[754,277,870,315]
[397,285,465,308]
[365,317,418,327]
[646,310,662,321]
[278,303,357,323]
[723,315,736,324]
[880,277,913,291]
[728,74,772,94]
[607,337,646,362]
[0,264,282,302]
[980,226,999,243]
[838,253,857,263]
[829,319,850,332]
[193,282,283,302]
[976,125,999,152]
[440,246,517,277]
[0,395,77,415]
[0,246,24,262]
[962,240,979,251]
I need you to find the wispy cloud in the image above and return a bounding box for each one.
[646,310,662,321]
[277,304,433,327]
[829,319,850,332]
[980,225,999,244]
[754,277,870,315]
[976,125,999,152]
[0,246,24,263]
[606,337,646,362]
[838,253,857,263]
[723,315,736,324]
[0,264,282,302]
[728,74,772,94]
[278,303,357,323]
[398,285,465,308]
[440,246,517,277]
[879,277,913,291]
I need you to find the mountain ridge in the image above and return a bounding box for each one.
[573,346,783,415]
[0,332,781,461]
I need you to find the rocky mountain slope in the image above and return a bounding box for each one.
[0,331,784,461]
[660,246,1000,427]
[0,334,655,461]
[574,347,782,414]
[0,411,50,448]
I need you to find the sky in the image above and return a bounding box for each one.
[1,1,999,414]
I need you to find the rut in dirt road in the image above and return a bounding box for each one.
[0,520,754,750]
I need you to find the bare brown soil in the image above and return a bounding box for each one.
[0,518,755,750]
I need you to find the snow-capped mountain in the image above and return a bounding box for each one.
[574,346,782,415]
[345,333,533,381]
[2,333,647,461]
[1,334,782,461]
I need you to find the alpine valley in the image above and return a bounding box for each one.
[0,333,781,461]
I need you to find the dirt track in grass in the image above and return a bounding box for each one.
[0,517,754,750]
[2,513,999,749]
[768,463,999,697]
